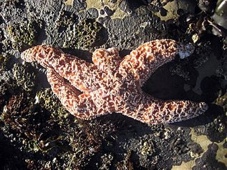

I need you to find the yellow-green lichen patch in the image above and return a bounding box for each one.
[56,10,78,33]
[63,19,106,49]
[6,20,41,51]
[215,92,227,113]
[75,19,103,47]
[0,54,12,71]
[35,88,69,119]
[12,63,36,92]
[0,70,17,109]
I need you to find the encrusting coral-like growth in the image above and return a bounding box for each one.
[21,39,208,125]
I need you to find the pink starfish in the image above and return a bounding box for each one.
[21,39,208,125]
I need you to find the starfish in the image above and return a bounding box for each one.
[21,39,208,125]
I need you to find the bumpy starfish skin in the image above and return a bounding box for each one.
[21,39,208,124]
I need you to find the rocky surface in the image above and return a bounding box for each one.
[0,0,226,169]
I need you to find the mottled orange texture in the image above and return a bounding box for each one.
[21,39,208,125]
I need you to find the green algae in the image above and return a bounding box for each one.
[35,88,69,119]
[12,63,36,92]
[6,20,40,51]
[63,19,106,49]
[0,54,12,71]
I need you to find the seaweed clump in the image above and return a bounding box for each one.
[0,88,73,168]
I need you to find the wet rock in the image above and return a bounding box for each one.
[193,143,227,170]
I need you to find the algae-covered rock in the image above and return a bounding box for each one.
[63,19,107,49]
[35,88,69,119]
[6,20,41,51]
[215,92,227,114]
[0,53,12,71]
[12,63,36,92]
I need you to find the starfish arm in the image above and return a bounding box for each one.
[21,45,100,92]
[120,95,208,124]
[46,68,109,119]
[118,39,194,86]
[92,47,121,72]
